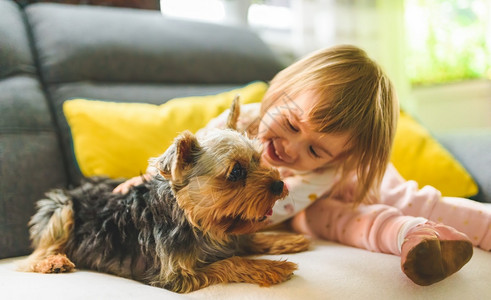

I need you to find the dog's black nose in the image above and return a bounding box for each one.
[270,180,284,195]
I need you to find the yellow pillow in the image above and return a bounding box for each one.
[63,82,478,198]
[63,81,268,179]
[390,111,478,197]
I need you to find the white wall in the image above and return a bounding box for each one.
[411,80,491,134]
[160,0,491,135]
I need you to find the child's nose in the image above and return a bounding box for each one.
[283,140,300,160]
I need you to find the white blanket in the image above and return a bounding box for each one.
[1,239,490,300]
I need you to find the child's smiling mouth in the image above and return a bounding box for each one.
[265,139,291,164]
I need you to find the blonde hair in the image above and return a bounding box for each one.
[261,45,399,204]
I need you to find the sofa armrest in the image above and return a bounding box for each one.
[437,130,491,203]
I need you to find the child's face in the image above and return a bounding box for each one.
[258,91,351,172]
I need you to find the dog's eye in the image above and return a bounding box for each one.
[228,162,247,182]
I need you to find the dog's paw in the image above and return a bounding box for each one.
[279,234,310,254]
[254,259,298,287]
[33,254,75,273]
[259,233,311,254]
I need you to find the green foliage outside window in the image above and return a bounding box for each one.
[405,0,491,86]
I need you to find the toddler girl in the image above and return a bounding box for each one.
[115,45,490,286]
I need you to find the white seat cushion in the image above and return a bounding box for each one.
[2,239,491,299]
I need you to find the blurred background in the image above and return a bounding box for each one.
[161,0,491,135]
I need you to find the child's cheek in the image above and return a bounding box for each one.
[257,115,274,138]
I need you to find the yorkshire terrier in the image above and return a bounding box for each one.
[19,97,310,293]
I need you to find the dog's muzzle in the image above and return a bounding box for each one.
[270,180,284,196]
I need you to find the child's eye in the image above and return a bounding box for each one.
[309,146,321,158]
[285,119,299,132]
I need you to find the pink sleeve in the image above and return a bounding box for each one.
[288,165,419,255]
[290,196,419,255]
[288,166,415,255]
[291,163,491,253]
[379,163,491,250]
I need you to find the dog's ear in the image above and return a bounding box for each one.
[153,131,201,181]
[226,95,241,131]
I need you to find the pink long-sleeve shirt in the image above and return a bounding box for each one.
[200,103,491,254]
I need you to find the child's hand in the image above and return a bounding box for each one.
[112,173,152,194]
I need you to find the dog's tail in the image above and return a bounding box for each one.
[18,190,74,272]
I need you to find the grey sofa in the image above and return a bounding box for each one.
[1,1,491,299]
[0,0,281,259]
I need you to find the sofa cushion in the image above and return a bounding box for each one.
[391,111,478,198]
[0,134,67,258]
[0,0,36,80]
[63,81,268,178]
[62,82,478,199]
[437,130,491,203]
[25,3,281,84]
[3,238,491,299]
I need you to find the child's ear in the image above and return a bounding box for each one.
[153,130,201,181]
[226,95,241,131]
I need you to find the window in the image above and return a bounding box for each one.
[405,0,491,85]
[160,0,225,23]
[160,0,292,30]
[160,0,294,63]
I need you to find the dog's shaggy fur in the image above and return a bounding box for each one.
[19,98,310,293]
